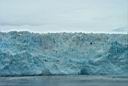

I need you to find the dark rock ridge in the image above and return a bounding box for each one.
[0,31,128,76]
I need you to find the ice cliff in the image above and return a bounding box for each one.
[0,31,128,76]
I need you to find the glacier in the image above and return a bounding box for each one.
[0,31,128,76]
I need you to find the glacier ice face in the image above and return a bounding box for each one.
[0,31,128,76]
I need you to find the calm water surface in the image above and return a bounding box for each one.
[0,75,128,86]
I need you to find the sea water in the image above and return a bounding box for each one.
[0,75,128,86]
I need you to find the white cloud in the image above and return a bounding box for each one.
[0,0,128,33]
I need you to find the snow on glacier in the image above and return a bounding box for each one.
[0,31,128,76]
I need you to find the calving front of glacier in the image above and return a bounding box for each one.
[0,31,128,76]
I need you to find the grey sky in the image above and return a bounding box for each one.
[0,0,128,33]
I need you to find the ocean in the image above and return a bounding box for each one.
[0,75,128,86]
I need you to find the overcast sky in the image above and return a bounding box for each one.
[0,0,128,33]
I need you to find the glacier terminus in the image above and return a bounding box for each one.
[0,31,128,76]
